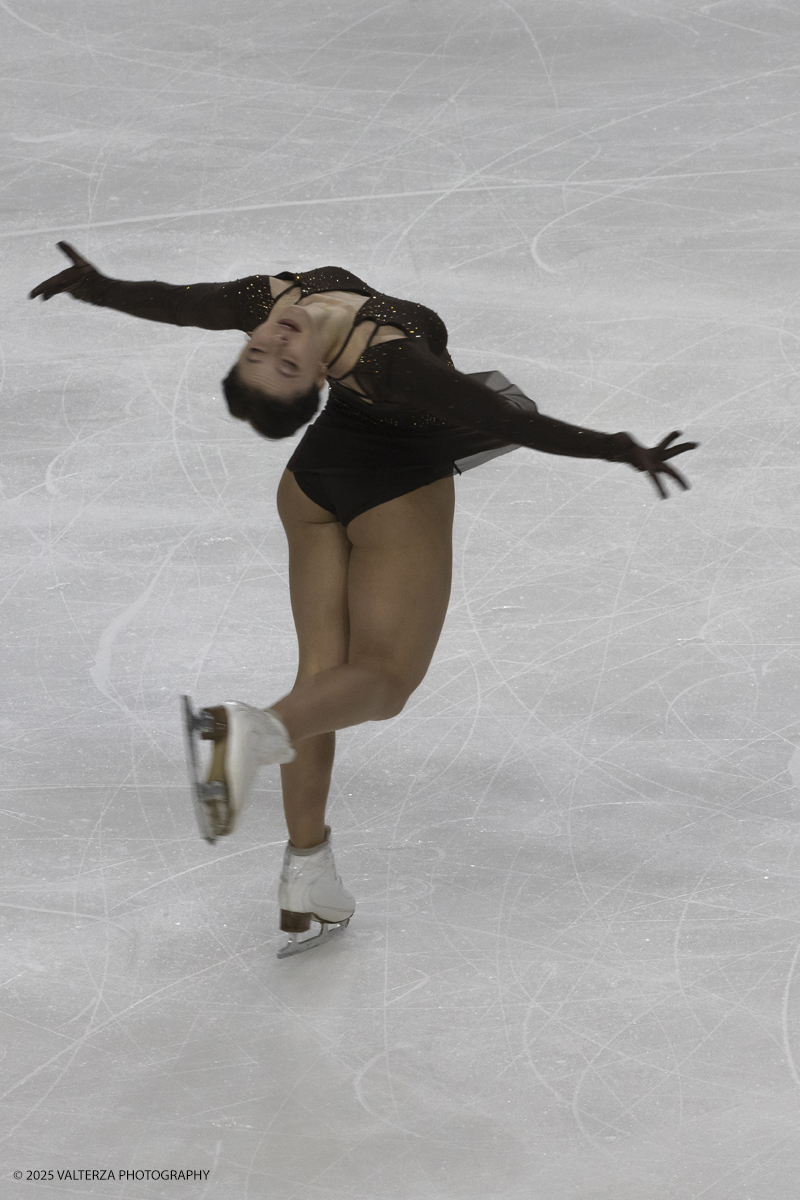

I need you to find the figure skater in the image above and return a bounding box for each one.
[30,242,697,955]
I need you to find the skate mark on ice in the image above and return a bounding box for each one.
[789,746,800,792]
[106,841,284,914]
[782,937,800,1093]
[0,939,275,1143]
[498,0,559,110]
[89,538,190,706]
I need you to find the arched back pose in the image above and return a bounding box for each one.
[31,242,697,956]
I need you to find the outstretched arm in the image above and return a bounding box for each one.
[373,339,698,499]
[29,242,259,331]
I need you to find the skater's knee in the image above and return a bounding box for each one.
[373,668,413,720]
[379,688,408,721]
[347,660,411,720]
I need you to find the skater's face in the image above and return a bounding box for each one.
[237,298,347,400]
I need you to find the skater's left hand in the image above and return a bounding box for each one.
[612,431,698,499]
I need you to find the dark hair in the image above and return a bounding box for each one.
[221,364,321,440]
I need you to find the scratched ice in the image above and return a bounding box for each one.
[2,1,800,1197]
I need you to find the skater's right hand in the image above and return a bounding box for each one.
[29,242,102,301]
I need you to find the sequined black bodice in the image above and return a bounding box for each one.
[259,267,454,430]
[69,263,626,464]
[220,265,447,355]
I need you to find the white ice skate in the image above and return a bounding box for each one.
[181,696,296,843]
[277,827,354,958]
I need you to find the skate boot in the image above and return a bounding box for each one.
[181,697,296,842]
[277,827,355,958]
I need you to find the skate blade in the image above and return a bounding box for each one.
[180,694,229,844]
[277,917,350,959]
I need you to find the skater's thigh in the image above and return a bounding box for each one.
[346,475,454,694]
[277,469,351,676]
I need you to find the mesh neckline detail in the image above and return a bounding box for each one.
[272,267,447,350]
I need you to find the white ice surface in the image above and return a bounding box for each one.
[3,1,800,1197]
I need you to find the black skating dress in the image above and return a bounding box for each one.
[69,265,631,524]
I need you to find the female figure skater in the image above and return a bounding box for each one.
[30,242,696,955]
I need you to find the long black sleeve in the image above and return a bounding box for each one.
[359,338,631,462]
[68,272,265,331]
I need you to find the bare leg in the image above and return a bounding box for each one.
[275,472,350,848]
[270,664,401,745]
[275,469,454,848]
[279,732,334,849]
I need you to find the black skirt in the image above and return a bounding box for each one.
[285,371,535,525]
[286,370,532,477]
